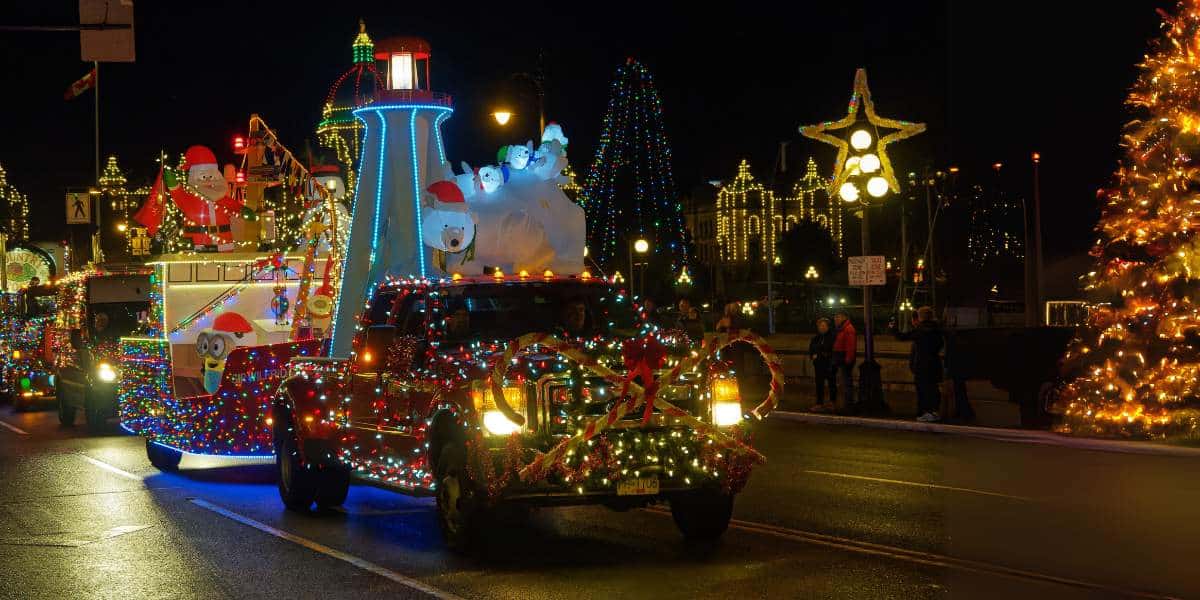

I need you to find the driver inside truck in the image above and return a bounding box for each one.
[445,307,471,339]
[561,298,588,336]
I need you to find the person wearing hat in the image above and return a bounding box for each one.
[135,145,253,251]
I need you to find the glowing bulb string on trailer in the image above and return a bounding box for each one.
[169,259,296,336]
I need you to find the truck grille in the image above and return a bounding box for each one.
[536,374,700,436]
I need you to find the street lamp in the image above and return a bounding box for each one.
[491,110,513,126]
[805,265,819,280]
[628,237,650,298]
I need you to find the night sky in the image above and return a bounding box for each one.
[0,2,1165,261]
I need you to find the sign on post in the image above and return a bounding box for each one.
[848,255,886,286]
[66,192,91,224]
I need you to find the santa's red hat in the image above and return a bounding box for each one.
[184,145,218,171]
[212,312,254,335]
[427,180,465,204]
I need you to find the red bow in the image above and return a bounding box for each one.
[621,335,667,426]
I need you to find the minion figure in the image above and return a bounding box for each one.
[196,312,254,394]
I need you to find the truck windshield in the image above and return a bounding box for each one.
[438,283,638,342]
[89,301,149,341]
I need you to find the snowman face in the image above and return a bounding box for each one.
[189,164,227,202]
[478,166,504,193]
[507,145,532,170]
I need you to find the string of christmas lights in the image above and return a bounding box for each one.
[581,59,687,272]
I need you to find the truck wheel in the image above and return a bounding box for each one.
[146,439,182,471]
[315,468,351,509]
[57,394,76,426]
[435,443,483,551]
[85,390,108,433]
[670,490,734,542]
[275,419,317,511]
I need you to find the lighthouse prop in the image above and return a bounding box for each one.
[330,38,584,357]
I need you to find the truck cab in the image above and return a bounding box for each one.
[55,267,152,430]
[273,275,767,549]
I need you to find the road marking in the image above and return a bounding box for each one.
[801,469,1030,501]
[78,454,145,482]
[645,508,1178,599]
[0,420,28,435]
[190,498,464,600]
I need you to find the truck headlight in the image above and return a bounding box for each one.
[711,378,742,426]
[472,384,525,435]
[96,362,117,383]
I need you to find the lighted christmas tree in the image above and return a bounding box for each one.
[1060,1,1200,437]
[581,58,687,272]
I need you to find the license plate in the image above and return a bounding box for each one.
[616,476,659,496]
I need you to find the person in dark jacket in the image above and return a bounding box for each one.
[808,317,837,411]
[943,327,976,423]
[676,298,705,343]
[896,306,944,422]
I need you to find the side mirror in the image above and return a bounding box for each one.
[386,335,427,373]
[358,325,397,371]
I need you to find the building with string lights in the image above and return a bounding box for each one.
[315,20,381,199]
[706,158,844,267]
[0,163,29,243]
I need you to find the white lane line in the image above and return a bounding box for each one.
[190,498,464,600]
[645,508,1178,600]
[801,469,1030,501]
[78,454,145,482]
[0,420,28,435]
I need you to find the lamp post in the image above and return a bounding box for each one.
[629,237,650,298]
[800,68,926,413]
[491,59,546,139]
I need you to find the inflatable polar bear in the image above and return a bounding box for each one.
[423,126,584,276]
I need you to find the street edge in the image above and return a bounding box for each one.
[770,411,1200,458]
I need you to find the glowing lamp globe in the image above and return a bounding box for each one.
[850,129,872,150]
[492,111,513,126]
[634,238,650,253]
[844,156,862,176]
[860,153,881,173]
[867,176,889,198]
[839,182,860,203]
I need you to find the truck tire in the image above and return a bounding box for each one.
[146,439,182,471]
[670,489,734,542]
[435,442,483,552]
[85,389,108,432]
[275,418,317,511]
[57,393,76,426]
[315,468,351,509]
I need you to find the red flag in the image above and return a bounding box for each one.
[134,169,167,236]
[64,68,97,101]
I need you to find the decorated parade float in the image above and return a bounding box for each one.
[0,250,58,410]
[117,116,348,469]
[259,37,783,549]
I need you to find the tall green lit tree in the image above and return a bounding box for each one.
[1060,0,1200,437]
[581,58,687,273]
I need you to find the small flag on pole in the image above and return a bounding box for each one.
[64,67,97,101]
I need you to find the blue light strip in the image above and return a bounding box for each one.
[370,110,388,265]
[433,111,451,163]
[409,109,426,277]
[329,112,373,356]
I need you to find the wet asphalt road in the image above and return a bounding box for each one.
[0,404,1193,600]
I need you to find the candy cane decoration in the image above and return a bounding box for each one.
[483,330,784,484]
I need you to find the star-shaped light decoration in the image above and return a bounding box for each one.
[800,68,925,199]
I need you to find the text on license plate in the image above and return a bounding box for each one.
[617,476,659,496]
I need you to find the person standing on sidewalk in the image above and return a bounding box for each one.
[896,306,944,422]
[809,317,837,412]
[831,311,857,412]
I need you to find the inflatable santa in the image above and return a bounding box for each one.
[134,145,252,252]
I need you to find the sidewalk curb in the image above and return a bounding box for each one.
[771,411,1200,459]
